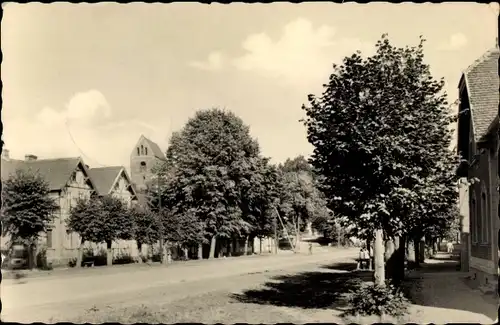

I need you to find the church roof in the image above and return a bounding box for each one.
[461,48,499,142]
[1,157,95,192]
[142,135,165,160]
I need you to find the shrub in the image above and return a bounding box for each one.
[36,247,53,271]
[151,253,162,262]
[113,251,134,265]
[343,281,410,319]
[93,247,108,266]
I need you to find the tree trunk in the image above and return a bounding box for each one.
[159,239,165,264]
[137,242,143,264]
[244,236,249,256]
[106,241,113,266]
[209,236,216,259]
[366,239,372,270]
[228,239,233,257]
[198,243,203,260]
[27,243,35,270]
[407,238,416,269]
[295,215,301,253]
[373,229,385,286]
[76,239,84,268]
[392,236,406,285]
[183,247,188,260]
[166,241,172,264]
[418,237,426,263]
[414,238,421,268]
[384,238,396,280]
[259,237,262,254]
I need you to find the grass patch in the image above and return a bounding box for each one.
[60,292,309,323]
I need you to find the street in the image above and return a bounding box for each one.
[1,248,358,323]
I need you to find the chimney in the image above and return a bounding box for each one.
[25,154,38,161]
[2,148,10,161]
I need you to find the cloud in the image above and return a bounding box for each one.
[3,90,167,170]
[189,51,224,71]
[439,33,468,51]
[232,18,374,89]
[35,90,112,127]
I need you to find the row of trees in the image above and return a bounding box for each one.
[302,34,460,285]
[146,109,332,259]
[1,110,332,269]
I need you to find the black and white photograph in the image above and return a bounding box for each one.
[1,2,499,323]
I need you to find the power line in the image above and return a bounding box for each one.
[64,118,108,167]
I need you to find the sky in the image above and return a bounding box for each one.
[2,3,498,171]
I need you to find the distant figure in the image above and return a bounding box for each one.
[446,241,454,254]
[357,246,369,270]
[308,242,313,255]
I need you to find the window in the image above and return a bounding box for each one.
[47,230,53,248]
[140,161,147,172]
[471,198,477,243]
[481,191,489,243]
[137,147,140,156]
[145,147,148,155]
[141,145,144,155]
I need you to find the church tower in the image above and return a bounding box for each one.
[130,135,166,192]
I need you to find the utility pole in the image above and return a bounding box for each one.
[158,170,164,264]
[273,210,278,255]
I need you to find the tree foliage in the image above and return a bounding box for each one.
[278,156,330,231]
[1,169,58,245]
[302,34,458,240]
[67,194,133,246]
[129,205,161,248]
[154,108,278,252]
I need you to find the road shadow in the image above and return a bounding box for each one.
[401,253,497,321]
[231,260,372,310]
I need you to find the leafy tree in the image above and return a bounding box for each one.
[67,195,133,266]
[129,205,161,260]
[240,158,282,254]
[278,156,329,251]
[302,34,457,285]
[1,169,58,269]
[157,108,263,259]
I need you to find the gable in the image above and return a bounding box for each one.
[131,135,165,160]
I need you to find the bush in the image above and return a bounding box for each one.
[113,251,134,265]
[151,253,162,262]
[343,281,410,319]
[36,247,53,271]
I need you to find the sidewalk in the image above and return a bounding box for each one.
[403,253,497,323]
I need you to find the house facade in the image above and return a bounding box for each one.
[457,48,499,294]
[1,151,97,266]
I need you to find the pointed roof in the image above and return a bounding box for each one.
[88,166,138,198]
[460,48,499,142]
[136,135,165,160]
[1,157,96,192]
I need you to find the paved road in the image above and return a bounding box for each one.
[1,248,358,322]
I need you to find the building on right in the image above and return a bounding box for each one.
[457,47,499,294]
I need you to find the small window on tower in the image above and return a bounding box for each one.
[140,161,147,172]
[137,147,140,156]
[141,145,144,155]
[145,147,148,155]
